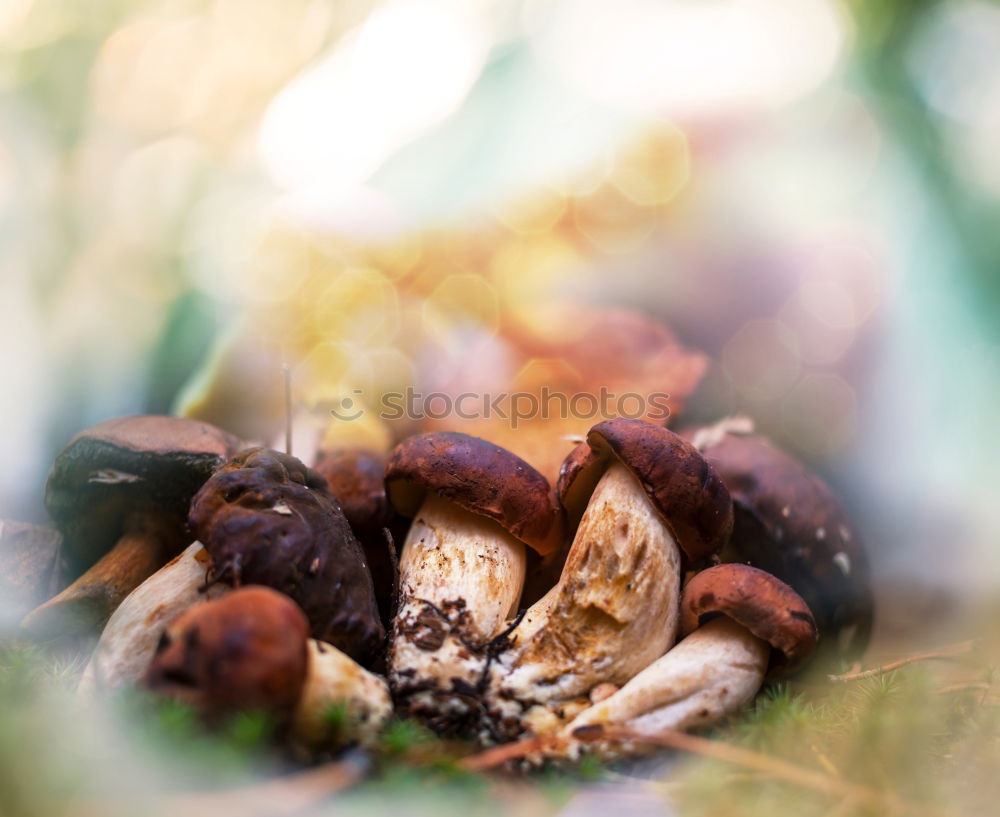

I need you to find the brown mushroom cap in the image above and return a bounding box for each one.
[145,586,309,721]
[189,448,385,665]
[313,448,399,628]
[555,440,601,525]
[384,432,563,555]
[45,415,242,571]
[558,419,733,564]
[314,449,393,534]
[681,563,818,672]
[680,424,873,659]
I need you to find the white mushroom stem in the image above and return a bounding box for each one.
[77,542,229,695]
[389,494,526,710]
[567,616,769,737]
[291,640,393,750]
[493,462,682,709]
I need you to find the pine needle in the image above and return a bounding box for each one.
[576,726,951,817]
[828,640,976,682]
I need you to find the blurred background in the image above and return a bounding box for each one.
[2,0,999,645]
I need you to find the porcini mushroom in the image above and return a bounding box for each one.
[188,448,384,665]
[488,419,732,738]
[77,542,230,694]
[22,416,241,636]
[384,431,562,732]
[145,586,311,723]
[145,587,392,750]
[291,640,393,751]
[313,448,400,627]
[568,563,817,739]
[681,418,873,659]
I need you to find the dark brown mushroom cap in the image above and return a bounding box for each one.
[189,448,384,665]
[384,432,563,556]
[145,586,309,721]
[681,564,818,673]
[558,419,733,564]
[45,415,242,570]
[680,425,873,659]
[313,449,392,534]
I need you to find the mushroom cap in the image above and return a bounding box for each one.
[313,449,392,534]
[680,424,873,659]
[189,447,385,665]
[384,431,563,555]
[45,415,241,569]
[555,440,600,525]
[558,419,733,564]
[313,448,399,628]
[681,563,818,672]
[145,586,309,720]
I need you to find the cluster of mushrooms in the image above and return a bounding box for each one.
[3,409,872,763]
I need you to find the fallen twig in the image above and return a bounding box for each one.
[581,726,885,805]
[827,640,976,682]
[459,735,566,771]
[934,681,994,695]
[576,725,945,817]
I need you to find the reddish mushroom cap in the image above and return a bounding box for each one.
[314,449,393,534]
[385,432,563,555]
[680,424,873,659]
[145,586,310,721]
[558,419,733,564]
[681,564,818,673]
[313,448,399,628]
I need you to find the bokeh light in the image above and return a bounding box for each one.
[3,0,1000,811]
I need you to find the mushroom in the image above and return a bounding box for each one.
[188,447,384,665]
[313,448,401,628]
[568,563,817,740]
[291,640,393,751]
[145,586,311,723]
[145,586,392,750]
[22,416,241,636]
[0,520,64,631]
[488,419,732,738]
[681,418,873,659]
[384,431,562,732]
[77,542,230,695]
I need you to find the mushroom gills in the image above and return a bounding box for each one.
[22,512,180,636]
[494,461,682,711]
[77,542,229,695]
[568,616,769,737]
[390,494,526,712]
[292,640,393,750]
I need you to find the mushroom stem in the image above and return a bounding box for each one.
[292,640,393,751]
[21,512,179,637]
[389,493,526,724]
[493,462,682,710]
[567,616,768,737]
[77,542,229,695]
